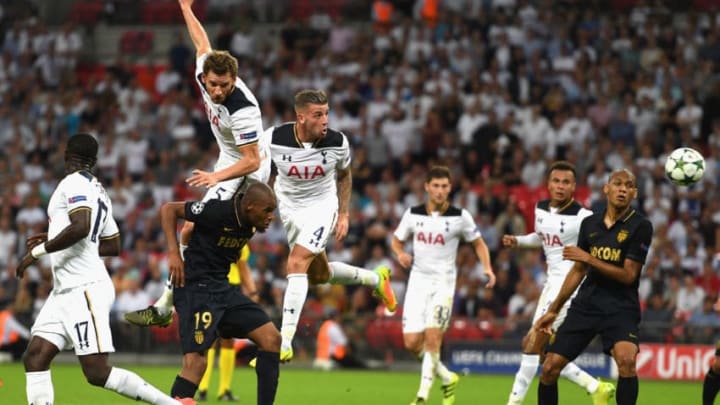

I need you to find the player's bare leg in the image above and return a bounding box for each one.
[509,330,612,405]
[322,250,397,311]
[404,330,458,405]
[703,355,720,405]
[77,352,186,405]
[611,341,639,405]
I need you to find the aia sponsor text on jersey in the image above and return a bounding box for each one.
[416,231,446,245]
[539,231,563,247]
[287,165,326,180]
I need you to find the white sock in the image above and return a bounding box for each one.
[153,285,174,316]
[104,367,179,405]
[508,354,539,403]
[434,355,453,384]
[26,370,54,405]
[280,273,308,351]
[328,262,379,286]
[417,351,436,399]
[560,362,599,394]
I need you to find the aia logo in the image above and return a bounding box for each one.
[287,165,326,179]
[539,232,563,247]
[416,232,445,245]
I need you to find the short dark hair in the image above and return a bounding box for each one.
[294,90,328,110]
[547,161,576,178]
[203,50,238,78]
[66,133,98,162]
[426,165,451,183]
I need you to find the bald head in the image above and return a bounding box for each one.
[242,182,276,206]
[239,182,277,232]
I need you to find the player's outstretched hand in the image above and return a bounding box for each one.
[169,252,186,287]
[16,253,35,279]
[186,169,218,188]
[562,246,590,263]
[502,235,517,247]
[26,233,48,250]
[533,312,557,335]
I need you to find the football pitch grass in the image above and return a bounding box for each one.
[0,362,702,404]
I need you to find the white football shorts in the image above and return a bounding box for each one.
[532,275,578,330]
[279,202,337,255]
[31,279,115,355]
[402,272,455,334]
[202,149,272,202]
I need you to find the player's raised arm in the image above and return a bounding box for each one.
[178,0,211,57]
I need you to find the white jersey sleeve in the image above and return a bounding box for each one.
[230,104,261,147]
[515,232,543,247]
[394,208,414,241]
[460,209,481,242]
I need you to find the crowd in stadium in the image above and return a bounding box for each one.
[2,0,720,355]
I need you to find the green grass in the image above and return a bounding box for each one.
[0,362,702,404]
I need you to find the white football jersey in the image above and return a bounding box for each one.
[268,123,351,209]
[46,171,119,291]
[394,204,480,281]
[518,199,593,279]
[195,53,265,169]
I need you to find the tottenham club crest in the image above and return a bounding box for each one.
[617,229,628,243]
[191,202,205,215]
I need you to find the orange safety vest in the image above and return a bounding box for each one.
[420,0,439,25]
[0,310,19,346]
[372,1,393,24]
[316,320,346,360]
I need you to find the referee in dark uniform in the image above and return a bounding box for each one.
[534,169,653,405]
[165,182,281,405]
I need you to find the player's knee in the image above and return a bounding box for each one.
[23,345,49,372]
[615,355,636,376]
[83,363,111,387]
[712,357,720,373]
[540,358,562,382]
[257,328,281,352]
[308,271,329,284]
[23,350,42,372]
[403,337,422,354]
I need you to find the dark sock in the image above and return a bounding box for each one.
[255,350,280,405]
[538,381,558,405]
[170,375,198,399]
[704,368,720,405]
[616,376,638,405]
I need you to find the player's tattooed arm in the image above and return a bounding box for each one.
[334,167,352,242]
[178,0,211,56]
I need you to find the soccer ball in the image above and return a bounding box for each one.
[664,147,705,186]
